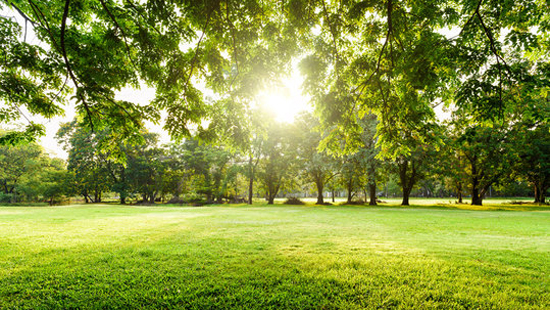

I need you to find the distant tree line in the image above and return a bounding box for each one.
[1,106,547,206]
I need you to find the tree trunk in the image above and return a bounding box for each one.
[533,181,547,204]
[346,180,353,204]
[94,190,101,203]
[457,182,463,204]
[248,156,254,205]
[471,190,482,206]
[367,161,377,205]
[120,195,126,204]
[469,155,483,205]
[248,175,254,204]
[534,182,547,204]
[267,188,276,205]
[471,176,482,205]
[331,190,335,203]
[399,159,416,206]
[401,184,412,206]
[369,182,377,205]
[316,179,324,204]
[471,193,483,205]
[401,194,410,206]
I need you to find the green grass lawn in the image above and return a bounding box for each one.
[1,204,548,309]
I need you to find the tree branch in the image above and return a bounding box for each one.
[59,0,94,131]
[183,6,213,95]
[226,2,239,90]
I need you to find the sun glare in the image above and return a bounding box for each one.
[258,71,311,123]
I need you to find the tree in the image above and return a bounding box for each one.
[0,142,42,202]
[40,158,70,205]
[448,50,549,205]
[337,154,363,204]
[445,111,516,206]
[1,0,301,151]
[294,112,338,205]
[125,134,166,203]
[298,1,547,181]
[57,121,113,203]
[506,60,550,204]
[356,114,381,205]
[176,138,237,203]
[515,124,550,204]
[259,122,299,204]
[438,132,469,203]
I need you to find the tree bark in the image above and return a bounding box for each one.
[346,180,353,204]
[471,175,482,206]
[316,178,324,204]
[468,154,483,205]
[248,175,254,204]
[534,182,547,204]
[398,158,417,206]
[369,182,377,205]
[401,193,410,206]
[248,156,255,205]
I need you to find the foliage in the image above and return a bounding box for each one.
[294,111,339,204]
[0,0,300,152]
[258,121,300,204]
[0,141,68,203]
[39,158,71,205]
[56,121,113,203]
[0,142,42,202]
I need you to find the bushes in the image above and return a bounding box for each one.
[0,193,14,203]
[284,197,305,205]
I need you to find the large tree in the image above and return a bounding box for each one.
[294,112,338,205]
[57,121,113,203]
[0,0,302,150]
[125,134,166,203]
[2,1,545,143]
[259,122,299,204]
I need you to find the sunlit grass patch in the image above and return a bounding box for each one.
[0,204,548,309]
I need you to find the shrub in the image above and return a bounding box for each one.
[284,197,305,205]
[0,193,14,203]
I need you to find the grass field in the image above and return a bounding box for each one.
[1,203,548,309]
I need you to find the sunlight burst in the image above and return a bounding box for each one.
[258,72,310,123]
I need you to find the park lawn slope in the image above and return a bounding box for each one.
[0,204,548,309]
